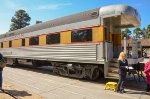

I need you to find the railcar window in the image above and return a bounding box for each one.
[22,38,25,46]
[1,42,3,48]
[71,29,92,42]
[46,33,60,44]
[29,36,39,45]
[9,41,12,47]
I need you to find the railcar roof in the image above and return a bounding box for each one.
[0,4,140,38]
[6,8,100,35]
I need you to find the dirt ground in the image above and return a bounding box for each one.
[0,81,44,99]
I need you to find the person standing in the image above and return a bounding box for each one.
[144,60,150,92]
[117,52,128,93]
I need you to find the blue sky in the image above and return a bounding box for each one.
[0,0,149,34]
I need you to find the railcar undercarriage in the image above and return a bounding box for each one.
[7,58,104,80]
[52,62,103,80]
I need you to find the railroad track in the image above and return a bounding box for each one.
[0,89,19,99]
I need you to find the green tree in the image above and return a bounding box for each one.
[141,28,147,39]
[121,28,131,39]
[9,9,31,32]
[133,27,142,39]
[146,24,150,38]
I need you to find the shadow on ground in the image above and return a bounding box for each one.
[0,89,32,97]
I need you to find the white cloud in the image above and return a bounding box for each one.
[2,0,27,10]
[2,0,72,11]
[37,3,72,10]
[4,0,17,8]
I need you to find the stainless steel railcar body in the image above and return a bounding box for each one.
[0,5,141,79]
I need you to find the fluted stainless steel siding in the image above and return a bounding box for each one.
[0,44,104,64]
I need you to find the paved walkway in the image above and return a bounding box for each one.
[2,66,150,99]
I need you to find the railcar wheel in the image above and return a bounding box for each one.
[32,60,40,67]
[13,59,19,65]
[90,68,99,80]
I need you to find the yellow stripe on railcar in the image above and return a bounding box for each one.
[25,38,29,46]
[92,26,104,42]
[12,39,22,47]
[60,31,71,44]
[39,34,46,46]
[3,41,9,48]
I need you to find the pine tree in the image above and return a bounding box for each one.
[133,27,142,39]
[121,28,131,39]
[142,28,147,39]
[146,24,150,38]
[9,9,31,32]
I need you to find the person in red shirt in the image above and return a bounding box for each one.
[144,60,150,92]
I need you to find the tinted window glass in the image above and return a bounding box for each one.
[9,41,12,47]
[71,29,92,42]
[46,33,60,44]
[22,38,25,46]
[29,36,39,45]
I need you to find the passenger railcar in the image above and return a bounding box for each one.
[0,5,142,80]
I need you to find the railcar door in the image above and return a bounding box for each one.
[103,16,122,59]
[103,16,122,78]
[105,42,113,61]
[103,18,113,61]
